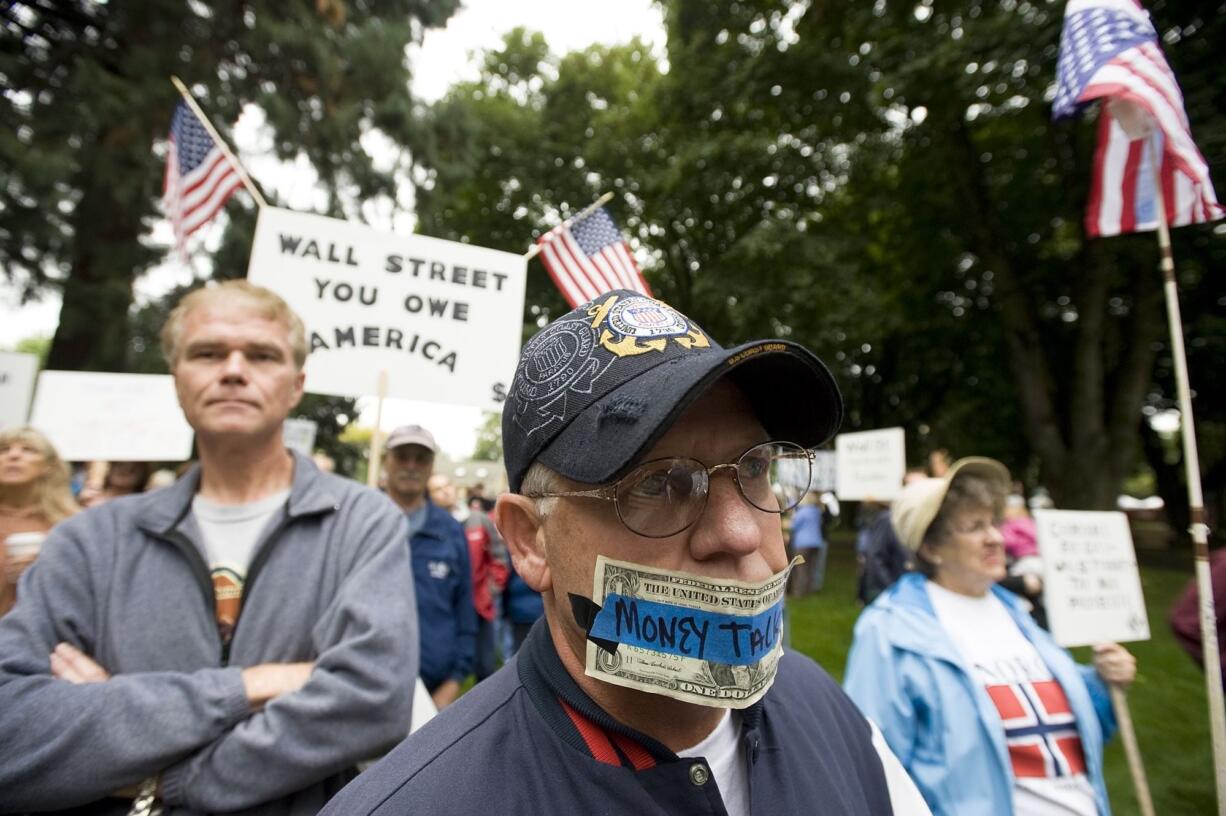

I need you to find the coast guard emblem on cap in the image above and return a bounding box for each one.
[591,294,710,358]
[512,315,612,438]
[510,292,712,438]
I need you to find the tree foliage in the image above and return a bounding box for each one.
[1,0,459,371]
[408,1,1226,523]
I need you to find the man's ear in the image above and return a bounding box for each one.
[289,369,306,411]
[494,494,551,593]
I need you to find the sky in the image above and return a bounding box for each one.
[1,0,664,458]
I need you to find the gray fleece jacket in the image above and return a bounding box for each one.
[0,452,417,814]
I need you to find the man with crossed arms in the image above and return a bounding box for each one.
[0,281,417,814]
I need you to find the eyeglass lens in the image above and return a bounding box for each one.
[614,442,811,537]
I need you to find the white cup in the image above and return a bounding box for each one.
[5,531,47,559]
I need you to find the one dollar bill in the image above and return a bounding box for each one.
[584,555,799,708]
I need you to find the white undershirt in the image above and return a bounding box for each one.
[676,709,931,816]
[192,490,290,642]
[678,710,749,816]
[927,582,1096,816]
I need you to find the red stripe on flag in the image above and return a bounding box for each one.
[539,239,590,308]
[1119,138,1145,234]
[1085,113,1113,238]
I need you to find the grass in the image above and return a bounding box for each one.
[786,535,1216,816]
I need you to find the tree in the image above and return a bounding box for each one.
[407,1,1225,517]
[471,411,502,462]
[1,0,459,372]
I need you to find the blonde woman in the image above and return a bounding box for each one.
[0,427,79,616]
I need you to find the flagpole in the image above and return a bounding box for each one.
[1148,141,1226,812]
[523,191,615,260]
[366,370,388,489]
[170,76,269,209]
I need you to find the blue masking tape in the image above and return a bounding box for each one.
[588,595,784,665]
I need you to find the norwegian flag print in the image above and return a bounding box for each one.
[986,680,1088,779]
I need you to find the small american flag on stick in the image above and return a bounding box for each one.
[163,101,243,254]
[536,207,652,308]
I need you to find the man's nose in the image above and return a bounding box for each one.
[686,470,763,561]
[220,350,249,381]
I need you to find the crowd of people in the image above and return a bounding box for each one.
[0,280,1172,816]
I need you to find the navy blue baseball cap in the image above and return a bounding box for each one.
[502,290,843,492]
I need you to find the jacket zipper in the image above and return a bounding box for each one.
[161,529,224,660]
[221,511,296,665]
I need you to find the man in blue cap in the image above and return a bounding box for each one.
[326,291,928,815]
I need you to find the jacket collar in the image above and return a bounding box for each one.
[413,498,457,540]
[516,617,765,768]
[877,572,1033,662]
[136,449,339,537]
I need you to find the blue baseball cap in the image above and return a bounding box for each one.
[502,291,843,492]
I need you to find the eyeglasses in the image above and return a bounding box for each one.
[525,441,813,538]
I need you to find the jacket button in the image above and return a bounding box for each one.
[688,763,709,786]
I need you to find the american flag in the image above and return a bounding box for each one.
[536,207,652,308]
[1053,0,1222,237]
[163,101,243,253]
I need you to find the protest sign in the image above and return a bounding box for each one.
[810,450,837,492]
[775,449,836,494]
[247,207,527,411]
[1035,509,1151,648]
[29,371,194,461]
[0,351,39,429]
[835,427,906,500]
[282,417,317,455]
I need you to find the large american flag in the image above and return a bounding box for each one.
[163,101,243,254]
[1053,0,1222,237]
[536,207,652,308]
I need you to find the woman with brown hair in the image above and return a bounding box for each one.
[0,426,79,616]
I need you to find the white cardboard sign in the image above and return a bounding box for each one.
[247,207,527,410]
[810,450,837,492]
[29,371,194,462]
[1034,509,1151,648]
[0,351,39,429]
[282,417,318,455]
[777,450,838,493]
[835,427,906,500]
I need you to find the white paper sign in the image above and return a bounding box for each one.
[29,371,194,461]
[0,351,39,429]
[810,450,837,492]
[282,417,318,455]
[247,207,528,410]
[835,427,906,500]
[776,449,837,493]
[1034,509,1151,648]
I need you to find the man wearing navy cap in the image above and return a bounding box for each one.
[382,424,476,711]
[326,291,929,815]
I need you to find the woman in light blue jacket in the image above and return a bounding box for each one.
[844,458,1136,816]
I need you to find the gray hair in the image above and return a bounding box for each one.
[520,461,563,517]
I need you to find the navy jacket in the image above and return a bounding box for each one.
[410,500,477,690]
[323,620,892,815]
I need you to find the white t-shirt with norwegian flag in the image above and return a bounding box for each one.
[927,581,1097,816]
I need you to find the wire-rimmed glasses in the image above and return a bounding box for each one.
[525,441,813,538]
